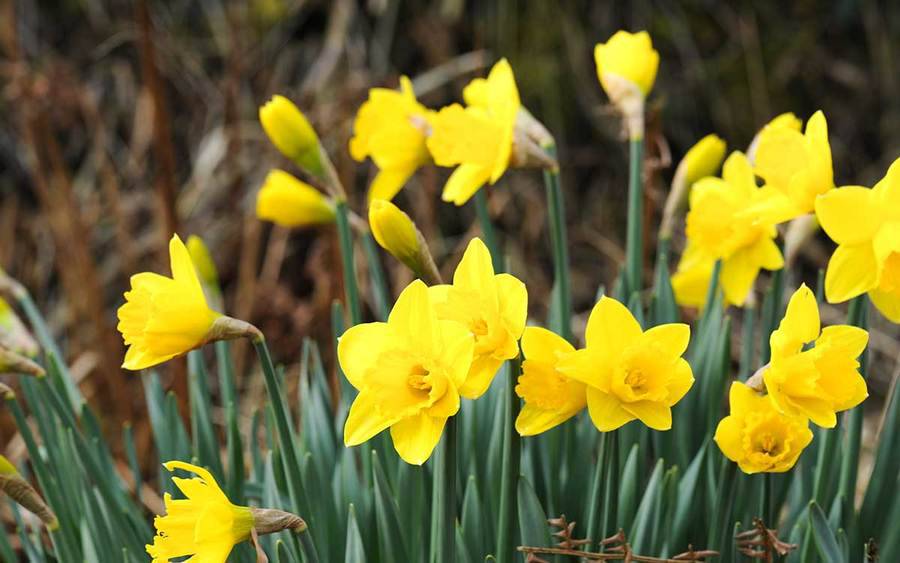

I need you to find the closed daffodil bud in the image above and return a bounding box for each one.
[259,95,324,178]
[369,199,417,264]
[660,133,727,239]
[0,454,57,529]
[0,297,39,357]
[0,345,44,377]
[256,170,336,228]
[594,30,659,139]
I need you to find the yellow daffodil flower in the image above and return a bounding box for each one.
[428,238,527,399]
[259,95,324,177]
[369,199,420,270]
[751,110,834,223]
[118,235,222,370]
[816,158,900,322]
[338,280,474,464]
[594,30,659,139]
[256,169,336,228]
[147,461,254,562]
[672,151,784,307]
[762,284,868,427]
[350,77,434,202]
[515,327,585,435]
[558,297,693,431]
[714,382,812,474]
[427,58,520,205]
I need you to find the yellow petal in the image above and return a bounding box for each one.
[873,221,900,266]
[713,415,744,463]
[458,355,504,399]
[665,358,695,406]
[585,387,635,431]
[755,126,807,192]
[682,134,727,186]
[875,157,900,214]
[343,391,398,446]
[496,273,528,340]
[825,243,879,303]
[815,186,880,246]
[790,395,837,428]
[772,284,820,356]
[388,280,439,357]
[516,403,580,436]
[454,238,497,291]
[720,248,762,306]
[622,400,671,430]
[727,381,762,416]
[437,319,476,390]
[337,322,390,390]
[870,287,900,323]
[169,235,202,292]
[584,296,642,353]
[369,166,417,203]
[816,325,869,360]
[427,104,501,169]
[390,413,446,465]
[441,163,492,206]
[521,327,575,363]
[557,349,606,390]
[256,170,335,227]
[641,323,690,357]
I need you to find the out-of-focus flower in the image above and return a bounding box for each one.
[428,238,527,398]
[369,199,420,271]
[0,454,57,529]
[559,297,693,431]
[259,95,324,178]
[256,170,336,228]
[515,327,585,436]
[672,151,784,307]
[147,461,305,563]
[715,382,812,474]
[339,280,474,464]
[747,112,802,163]
[427,59,520,205]
[0,297,39,357]
[118,235,258,370]
[816,158,900,322]
[660,134,727,239]
[593,30,659,139]
[750,111,834,223]
[186,235,223,310]
[761,284,868,428]
[350,77,435,202]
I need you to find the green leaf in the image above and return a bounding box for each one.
[809,501,842,563]
[344,504,366,563]
[517,475,551,548]
[671,442,707,547]
[629,458,664,554]
[371,451,409,562]
[461,475,486,560]
[616,443,640,529]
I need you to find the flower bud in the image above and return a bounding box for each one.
[369,199,441,284]
[259,95,324,177]
[256,170,336,228]
[660,134,727,239]
[0,455,57,529]
[594,30,659,139]
[0,297,39,357]
[0,346,45,377]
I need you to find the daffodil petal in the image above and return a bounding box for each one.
[442,163,492,206]
[815,186,880,246]
[622,400,671,431]
[337,323,390,390]
[869,287,900,323]
[521,327,575,364]
[584,296,642,354]
[515,403,580,436]
[390,413,446,465]
[496,273,528,339]
[585,387,634,432]
[824,243,878,303]
[343,391,398,447]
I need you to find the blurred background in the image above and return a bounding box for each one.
[1,0,898,463]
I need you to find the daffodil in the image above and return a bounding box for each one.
[118,235,257,371]
[338,280,474,464]
[428,238,527,399]
[256,169,336,228]
[515,327,585,435]
[751,110,834,223]
[760,284,868,427]
[369,199,420,270]
[714,382,812,474]
[558,297,693,431]
[816,158,900,322]
[593,30,659,139]
[672,151,784,307]
[660,134,727,239]
[259,95,324,177]
[426,58,520,205]
[0,297,38,357]
[747,112,802,163]
[350,77,434,202]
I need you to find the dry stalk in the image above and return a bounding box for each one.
[735,518,797,561]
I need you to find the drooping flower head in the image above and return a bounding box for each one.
[339,280,474,464]
[751,110,834,223]
[259,95,324,178]
[715,382,813,474]
[350,77,435,202]
[672,151,784,307]
[816,157,900,322]
[427,58,521,205]
[762,284,868,427]
[256,169,336,228]
[593,30,659,139]
[118,235,222,370]
[515,327,585,436]
[147,461,254,562]
[428,238,527,398]
[558,297,694,431]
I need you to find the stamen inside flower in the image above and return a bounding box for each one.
[880,252,900,293]
[407,364,432,391]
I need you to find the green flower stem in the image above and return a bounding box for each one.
[708,459,738,554]
[599,431,619,545]
[625,137,644,296]
[335,200,362,325]
[433,416,457,563]
[838,295,868,528]
[542,143,572,342]
[252,338,308,519]
[496,355,521,563]
[360,231,391,321]
[761,473,775,527]
[297,527,321,563]
[584,431,611,547]
[474,190,502,273]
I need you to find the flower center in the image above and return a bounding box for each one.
[624,368,648,394]
[753,433,783,457]
[880,252,900,293]
[407,364,432,391]
[470,318,489,337]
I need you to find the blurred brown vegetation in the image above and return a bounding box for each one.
[0,0,898,455]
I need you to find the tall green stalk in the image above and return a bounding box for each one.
[474,190,502,273]
[335,200,362,325]
[541,143,572,342]
[625,137,644,296]
[432,417,457,563]
[496,356,521,563]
